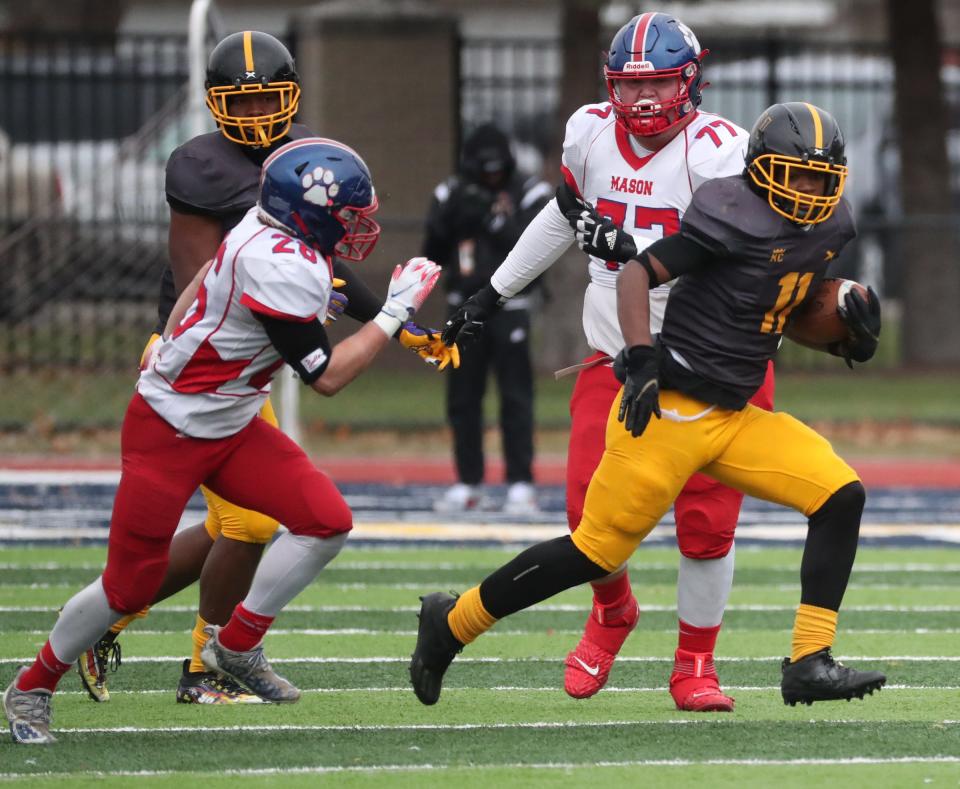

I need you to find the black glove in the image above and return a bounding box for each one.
[834,286,881,368]
[567,204,638,264]
[613,345,661,438]
[441,282,504,347]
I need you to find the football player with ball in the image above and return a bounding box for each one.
[413,100,885,710]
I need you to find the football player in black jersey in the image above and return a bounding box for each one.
[410,102,885,709]
[77,30,457,705]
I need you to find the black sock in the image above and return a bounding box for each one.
[800,481,865,610]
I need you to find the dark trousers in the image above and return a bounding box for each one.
[446,307,534,485]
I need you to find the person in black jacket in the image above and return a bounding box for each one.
[422,124,551,514]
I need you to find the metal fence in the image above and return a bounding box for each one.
[1,30,957,388]
[0,32,194,383]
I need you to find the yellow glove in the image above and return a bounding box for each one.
[398,322,461,371]
[324,278,348,326]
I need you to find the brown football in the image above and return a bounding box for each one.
[785,278,867,347]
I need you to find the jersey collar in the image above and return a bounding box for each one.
[614,111,701,171]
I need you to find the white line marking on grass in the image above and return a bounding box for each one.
[5,655,959,664]
[5,603,960,613]
[17,628,960,638]
[51,719,960,734]
[50,684,957,697]
[3,757,960,780]
[6,560,960,572]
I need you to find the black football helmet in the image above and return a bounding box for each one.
[205,31,301,147]
[745,102,848,225]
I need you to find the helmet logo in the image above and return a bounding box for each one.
[623,60,655,72]
[244,71,257,79]
[302,166,339,206]
[677,22,700,52]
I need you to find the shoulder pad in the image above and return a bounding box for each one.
[239,238,331,322]
[685,114,749,185]
[165,132,260,215]
[682,175,777,251]
[562,103,616,195]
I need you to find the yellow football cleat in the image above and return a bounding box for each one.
[77,636,121,703]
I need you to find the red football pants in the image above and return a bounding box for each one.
[101,393,352,613]
[565,354,775,559]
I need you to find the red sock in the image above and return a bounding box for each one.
[218,604,275,652]
[17,641,72,693]
[677,619,721,655]
[591,572,632,608]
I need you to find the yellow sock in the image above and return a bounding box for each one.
[110,606,150,635]
[791,603,838,663]
[189,614,210,674]
[447,586,497,645]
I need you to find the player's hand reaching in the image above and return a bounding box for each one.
[441,282,505,347]
[614,344,661,437]
[399,322,461,370]
[380,257,442,323]
[836,286,881,367]
[324,278,349,326]
[566,203,639,264]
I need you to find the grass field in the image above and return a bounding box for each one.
[1,543,958,787]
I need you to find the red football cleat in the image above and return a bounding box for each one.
[564,596,639,699]
[669,648,735,712]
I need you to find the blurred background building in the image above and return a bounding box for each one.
[0,0,957,435]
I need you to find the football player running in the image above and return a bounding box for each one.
[442,12,772,710]
[4,138,443,744]
[75,31,457,706]
[412,101,885,710]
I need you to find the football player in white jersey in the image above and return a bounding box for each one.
[3,138,441,744]
[442,12,775,710]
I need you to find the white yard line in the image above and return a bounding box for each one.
[4,603,960,612]
[49,684,956,697]
[3,757,959,780]
[46,719,960,734]
[3,655,958,664]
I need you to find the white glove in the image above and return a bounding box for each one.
[373,257,442,337]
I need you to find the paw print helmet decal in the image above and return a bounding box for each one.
[258,137,380,261]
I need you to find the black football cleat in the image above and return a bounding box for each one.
[409,592,463,705]
[781,648,886,706]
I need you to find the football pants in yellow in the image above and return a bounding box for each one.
[572,388,860,572]
[141,334,281,544]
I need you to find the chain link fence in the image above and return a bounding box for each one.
[0,30,956,430]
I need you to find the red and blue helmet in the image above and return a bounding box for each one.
[604,12,706,137]
[258,138,380,261]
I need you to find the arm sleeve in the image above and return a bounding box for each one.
[489,197,575,298]
[331,258,383,323]
[258,315,332,384]
[640,232,719,284]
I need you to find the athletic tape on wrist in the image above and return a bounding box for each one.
[373,310,404,338]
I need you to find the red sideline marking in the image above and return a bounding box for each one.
[1,457,959,488]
